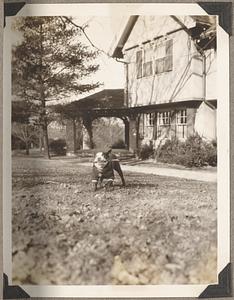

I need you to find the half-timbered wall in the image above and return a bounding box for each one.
[123,15,216,107]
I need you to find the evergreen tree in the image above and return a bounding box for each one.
[12,17,100,158]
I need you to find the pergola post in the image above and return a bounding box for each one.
[129,114,139,153]
[66,118,77,156]
[122,117,130,149]
[83,115,94,149]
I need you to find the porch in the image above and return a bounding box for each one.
[62,89,216,155]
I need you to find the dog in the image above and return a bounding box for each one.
[92,148,125,191]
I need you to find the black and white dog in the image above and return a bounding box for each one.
[92,148,125,191]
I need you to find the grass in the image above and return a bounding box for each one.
[12,156,217,285]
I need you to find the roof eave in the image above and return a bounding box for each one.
[109,15,139,58]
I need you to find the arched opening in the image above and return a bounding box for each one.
[91,117,127,149]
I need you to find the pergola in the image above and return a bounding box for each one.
[60,89,207,154]
[60,89,135,154]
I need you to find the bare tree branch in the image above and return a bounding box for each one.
[62,16,127,64]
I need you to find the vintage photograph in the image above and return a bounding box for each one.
[10,12,218,286]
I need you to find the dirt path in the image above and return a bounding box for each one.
[63,160,217,182]
[12,157,217,285]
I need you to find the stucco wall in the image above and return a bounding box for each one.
[124,16,215,107]
[123,16,195,50]
[205,49,217,100]
[194,102,216,140]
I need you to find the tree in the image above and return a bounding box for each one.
[12,17,100,159]
[12,100,41,155]
[12,122,39,155]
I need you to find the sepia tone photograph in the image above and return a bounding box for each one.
[4,4,225,293]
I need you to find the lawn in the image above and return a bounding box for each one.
[12,156,217,285]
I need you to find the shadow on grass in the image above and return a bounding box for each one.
[125,182,158,189]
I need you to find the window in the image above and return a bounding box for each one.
[176,110,187,125]
[158,112,171,125]
[156,111,171,140]
[155,44,165,60]
[143,47,153,77]
[146,113,155,127]
[143,61,153,77]
[136,39,173,78]
[154,39,173,74]
[176,110,187,139]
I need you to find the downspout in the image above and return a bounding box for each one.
[202,53,206,100]
[124,62,129,107]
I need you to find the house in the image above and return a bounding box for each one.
[109,15,217,150]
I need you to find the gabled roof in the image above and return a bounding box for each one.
[54,89,125,119]
[191,16,216,26]
[109,15,216,58]
[66,89,125,111]
[109,16,139,58]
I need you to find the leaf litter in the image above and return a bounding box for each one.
[12,157,217,285]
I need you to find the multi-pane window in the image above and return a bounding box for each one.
[155,111,171,140]
[143,46,153,77]
[176,110,187,139]
[155,39,173,74]
[155,44,165,60]
[176,109,187,124]
[136,39,173,79]
[146,113,155,126]
[158,112,171,125]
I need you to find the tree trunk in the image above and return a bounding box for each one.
[39,22,50,159]
[25,141,30,155]
[43,123,50,159]
[39,127,43,153]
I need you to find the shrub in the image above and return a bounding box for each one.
[112,139,126,149]
[49,139,66,156]
[138,143,154,160]
[156,134,217,168]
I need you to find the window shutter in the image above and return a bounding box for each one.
[165,40,173,72]
[136,50,143,78]
[165,39,173,71]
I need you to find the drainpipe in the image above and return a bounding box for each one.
[194,41,206,101]
[202,53,206,100]
[124,62,129,107]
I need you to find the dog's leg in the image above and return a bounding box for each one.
[92,180,98,191]
[113,162,126,186]
[104,179,114,191]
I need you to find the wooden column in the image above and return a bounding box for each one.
[122,117,129,149]
[129,115,139,153]
[83,116,94,149]
[75,118,83,150]
[65,118,77,156]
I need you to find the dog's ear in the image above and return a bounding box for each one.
[103,151,108,159]
[104,145,112,154]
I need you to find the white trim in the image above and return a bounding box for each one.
[3,3,229,298]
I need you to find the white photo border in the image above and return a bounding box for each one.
[3,2,230,298]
